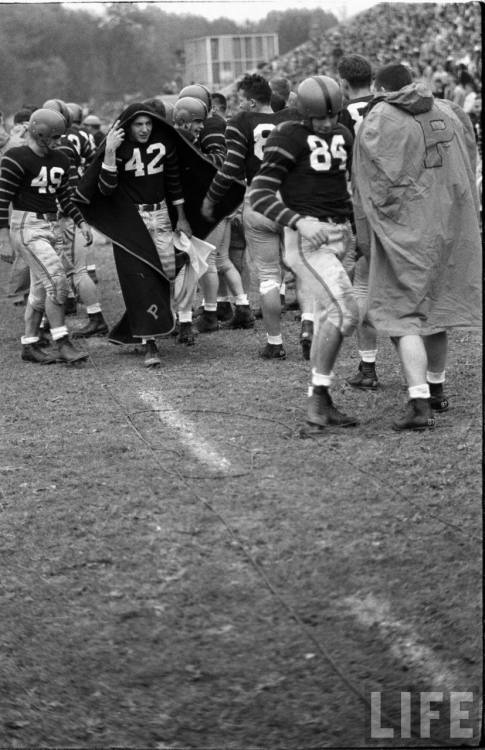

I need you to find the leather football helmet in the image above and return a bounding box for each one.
[28,108,67,148]
[296,76,343,118]
[67,102,83,124]
[178,84,211,109]
[83,114,102,127]
[42,99,72,128]
[173,96,208,124]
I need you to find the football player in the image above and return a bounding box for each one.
[43,98,107,336]
[337,54,379,391]
[201,73,298,355]
[249,75,359,429]
[0,108,92,364]
[96,103,193,366]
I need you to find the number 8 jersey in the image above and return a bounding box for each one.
[250,120,354,227]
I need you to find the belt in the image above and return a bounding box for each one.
[35,212,57,221]
[137,202,163,212]
[318,215,349,225]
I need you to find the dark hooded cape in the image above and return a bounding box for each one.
[74,103,244,343]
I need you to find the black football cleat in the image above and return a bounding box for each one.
[347,360,379,390]
[307,386,359,428]
[178,322,196,345]
[429,383,449,412]
[143,340,161,368]
[259,343,286,360]
[72,313,109,338]
[392,399,435,431]
[55,336,89,364]
[21,342,58,364]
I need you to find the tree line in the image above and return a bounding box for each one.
[0,3,338,113]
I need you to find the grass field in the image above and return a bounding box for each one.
[0,241,482,748]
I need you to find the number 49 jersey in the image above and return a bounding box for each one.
[275,121,353,220]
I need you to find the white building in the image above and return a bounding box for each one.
[184,33,279,89]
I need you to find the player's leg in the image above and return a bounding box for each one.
[243,196,284,359]
[424,330,449,411]
[392,334,435,430]
[347,254,379,389]
[196,223,221,334]
[216,217,253,330]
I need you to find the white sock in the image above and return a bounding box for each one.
[178,311,192,323]
[267,334,283,345]
[204,303,217,312]
[359,349,377,363]
[312,368,334,387]
[301,313,314,322]
[427,370,445,384]
[408,384,430,399]
[217,296,229,303]
[50,325,69,341]
[235,294,248,306]
[86,304,102,314]
[21,335,39,345]
[280,282,286,296]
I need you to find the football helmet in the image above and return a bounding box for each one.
[83,114,102,127]
[173,97,207,124]
[296,76,343,118]
[67,102,83,124]
[28,108,66,148]
[178,84,211,109]
[42,99,72,128]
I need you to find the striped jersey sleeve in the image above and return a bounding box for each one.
[164,143,184,204]
[199,117,226,170]
[0,153,24,228]
[248,125,302,229]
[56,169,86,225]
[206,120,248,203]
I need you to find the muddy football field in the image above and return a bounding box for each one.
[0,240,482,748]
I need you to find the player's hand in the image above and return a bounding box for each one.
[79,222,93,246]
[175,216,192,239]
[201,196,216,222]
[295,218,329,249]
[105,120,124,154]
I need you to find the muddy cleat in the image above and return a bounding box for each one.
[55,336,89,364]
[259,343,286,360]
[216,301,234,323]
[64,296,78,316]
[196,311,219,333]
[178,322,196,346]
[347,360,379,390]
[143,340,161,368]
[429,383,449,412]
[307,386,359,428]
[21,342,58,364]
[228,304,255,329]
[392,398,435,431]
[72,313,108,338]
[300,320,313,361]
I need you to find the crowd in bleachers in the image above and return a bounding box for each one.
[261,2,481,97]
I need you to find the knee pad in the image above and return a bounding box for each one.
[259,279,281,296]
[27,292,44,312]
[46,274,69,306]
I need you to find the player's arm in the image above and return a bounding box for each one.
[164,144,192,238]
[98,120,124,195]
[57,169,92,244]
[200,123,226,170]
[0,153,23,248]
[201,120,248,219]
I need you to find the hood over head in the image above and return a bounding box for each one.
[370,82,434,116]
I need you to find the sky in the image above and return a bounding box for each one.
[58,0,391,23]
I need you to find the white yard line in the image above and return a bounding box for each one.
[139,390,232,473]
[343,592,463,691]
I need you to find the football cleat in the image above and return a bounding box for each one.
[64,296,77,316]
[178,322,196,345]
[307,386,358,428]
[196,311,219,333]
[259,343,286,360]
[300,320,313,361]
[143,340,161,368]
[392,399,435,431]
[227,304,255,329]
[55,336,89,364]
[21,342,58,365]
[429,383,449,412]
[216,301,234,323]
[72,313,108,338]
[347,360,379,390]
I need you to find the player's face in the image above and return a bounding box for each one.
[311,114,339,136]
[237,90,252,111]
[129,116,153,143]
[189,118,204,139]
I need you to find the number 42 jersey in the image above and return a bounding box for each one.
[250,121,354,227]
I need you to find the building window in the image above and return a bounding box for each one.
[233,37,241,59]
[211,37,219,61]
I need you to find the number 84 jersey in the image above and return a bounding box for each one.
[266,121,354,220]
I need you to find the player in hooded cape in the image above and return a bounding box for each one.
[75,102,244,344]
